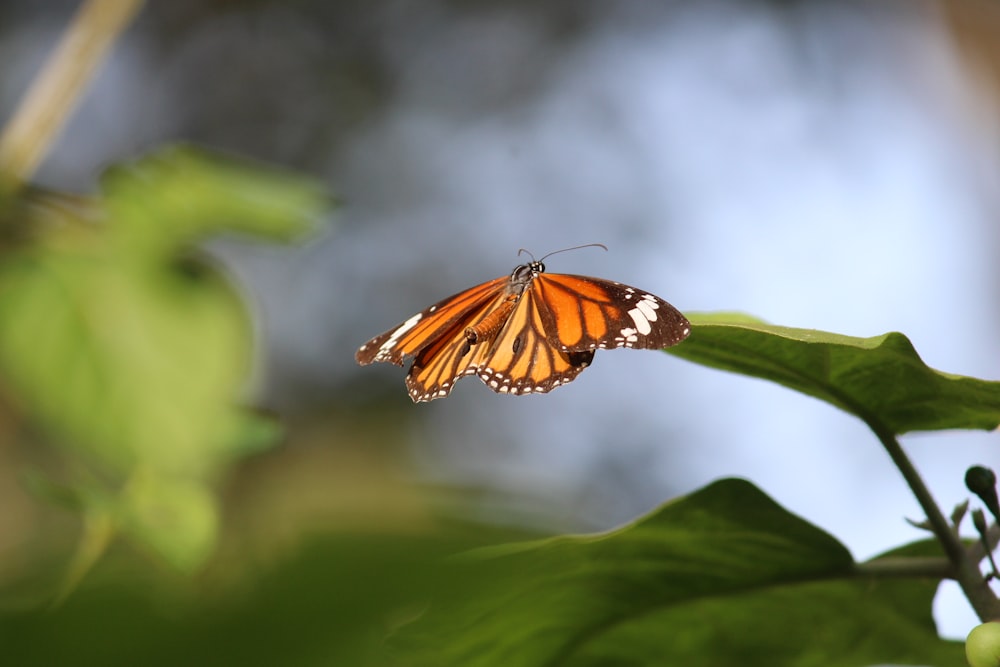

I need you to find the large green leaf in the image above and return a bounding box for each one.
[0,147,329,571]
[392,478,964,667]
[0,530,509,667]
[666,313,1000,435]
[0,247,250,476]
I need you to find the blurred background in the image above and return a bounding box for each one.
[0,0,998,644]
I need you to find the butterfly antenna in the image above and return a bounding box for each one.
[537,243,608,262]
[518,243,608,262]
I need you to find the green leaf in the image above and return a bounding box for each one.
[118,472,218,573]
[666,313,1000,435]
[392,479,964,667]
[0,147,330,572]
[0,148,328,476]
[52,507,116,607]
[0,249,251,475]
[101,145,330,259]
[20,469,92,512]
[0,531,497,667]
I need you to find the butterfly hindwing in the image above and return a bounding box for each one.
[405,290,514,402]
[473,288,595,397]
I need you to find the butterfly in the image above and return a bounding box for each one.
[356,244,691,402]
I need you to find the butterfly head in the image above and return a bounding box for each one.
[510,244,606,295]
[508,260,544,294]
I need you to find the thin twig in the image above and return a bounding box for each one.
[968,522,1000,563]
[0,0,143,187]
[868,420,1000,620]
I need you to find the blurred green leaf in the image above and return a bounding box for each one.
[0,530,499,667]
[224,409,286,459]
[53,507,116,608]
[0,146,330,574]
[667,313,1000,435]
[20,469,92,512]
[102,145,330,258]
[118,472,219,573]
[392,478,964,667]
[0,249,251,475]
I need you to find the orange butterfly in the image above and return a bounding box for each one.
[356,245,691,402]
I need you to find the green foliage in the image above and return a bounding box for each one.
[1,156,994,666]
[0,147,329,573]
[0,531,491,667]
[666,313,1000,435]
[0,482,968,667]
[392,479,966,667]
[383,314,1000,666]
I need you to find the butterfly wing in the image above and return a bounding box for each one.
[532,273,691,352]
[404,290,516,401]
[357,266,691,403]
[356,276,508,367]
[471,288,595,397]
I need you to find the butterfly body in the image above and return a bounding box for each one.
[356,257,690,402]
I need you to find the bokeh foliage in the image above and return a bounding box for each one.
[0,147,328,573]
[0,159,996,665]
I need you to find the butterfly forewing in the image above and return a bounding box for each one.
[355,275,508,367]
[532,273,691,352]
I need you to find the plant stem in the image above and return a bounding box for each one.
[50,507,115,608]
[869,420,1000,620]
[969,522,1000,564]
[854,556,953,579]
[0,0,143,186]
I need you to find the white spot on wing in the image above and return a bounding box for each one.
[627,306,652,335]
[375,312,423,359]
[636,298,658,322]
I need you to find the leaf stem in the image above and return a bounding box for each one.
[869,420,1000,620]
[50,507,115,608]
[854,556,954,579]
